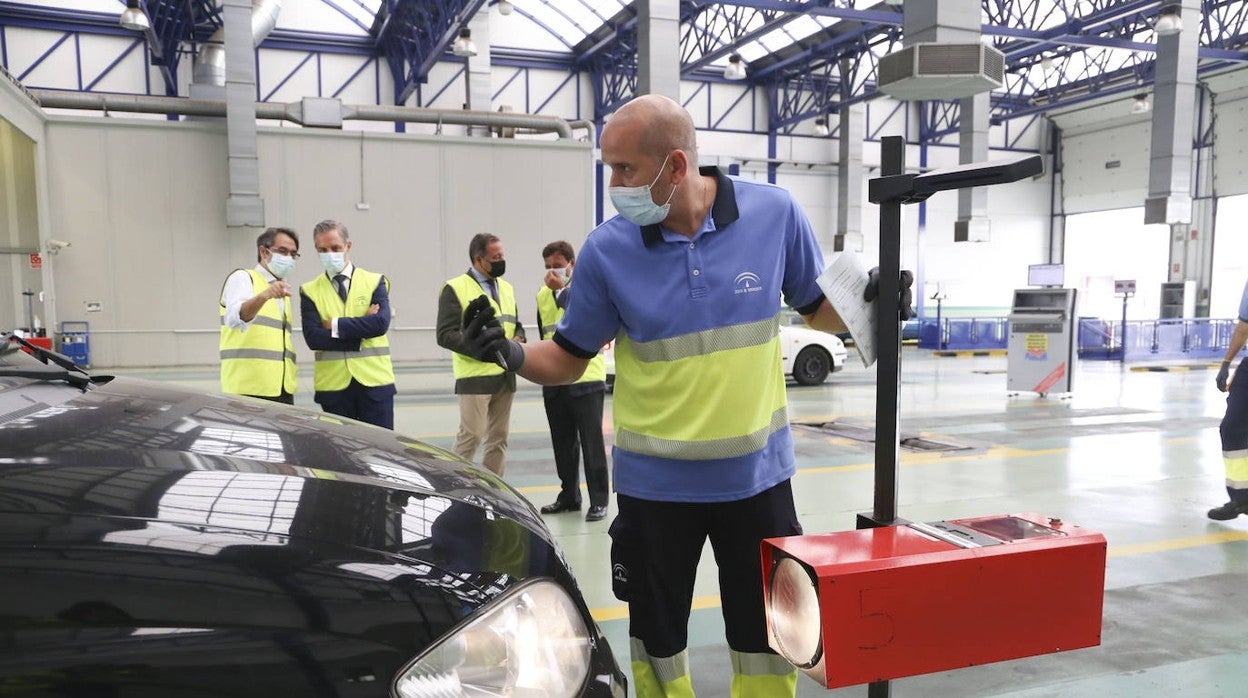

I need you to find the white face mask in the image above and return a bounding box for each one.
[608,153,676,226]
[267,252,295,279]
[552,267,569,283]
[319,252,346,276]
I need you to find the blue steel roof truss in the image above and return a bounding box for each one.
[3,0,1248,142]
[377,0,488,105]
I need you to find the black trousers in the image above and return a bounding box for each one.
[1221,357,1248,503]
[542,386,609,507]
[609,480,802,658]
[316,379,395,430]
[244,391,294,405]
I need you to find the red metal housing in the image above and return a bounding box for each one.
[762,513,1106,688]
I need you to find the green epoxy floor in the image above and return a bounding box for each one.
[114,349,1248,697]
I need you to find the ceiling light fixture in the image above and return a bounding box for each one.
[1154,5,1182,36]
[1040,56,1054,75]
[814,116,830,137]
[497,0,513,16]
[724,54,747,81]
[119,0,150,32]
[452,27,478,57]
[1131,93,1151,114]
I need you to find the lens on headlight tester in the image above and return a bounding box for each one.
[769,556,822,668]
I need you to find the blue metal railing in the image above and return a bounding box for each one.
[916,316,1239,360]
[917,317,1009,351]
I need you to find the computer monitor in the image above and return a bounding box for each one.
[1028,263,1064,288]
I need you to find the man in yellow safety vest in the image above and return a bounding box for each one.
[218,226,300,403]
[299,219,396,429]
[435,233,526,476]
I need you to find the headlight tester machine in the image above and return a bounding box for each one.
[762,137,1107,694]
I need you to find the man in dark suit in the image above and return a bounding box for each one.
[299,220,397,429]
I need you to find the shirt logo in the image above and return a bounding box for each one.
[734,271,764,295]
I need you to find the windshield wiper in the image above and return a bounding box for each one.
[2,334,110,390]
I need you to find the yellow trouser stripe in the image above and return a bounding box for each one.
[1225,453,1248,486]
[631,639,694,698]
[729,649,797,676]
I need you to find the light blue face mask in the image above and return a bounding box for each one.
[267,252,296,280]
[319,252,346,276]
[608,154,676,226]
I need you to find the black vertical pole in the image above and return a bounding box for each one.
[865,135,905,698]
[873,135,904,526]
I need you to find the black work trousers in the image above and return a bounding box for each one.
[542,385,609,508]
[609,479,802,658]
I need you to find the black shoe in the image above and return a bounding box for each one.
[585,505,608,522]
[541,500,581,515]
[1207,501,1248,521]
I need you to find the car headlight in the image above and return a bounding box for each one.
[394,579,592,697]
[768,555,822,668]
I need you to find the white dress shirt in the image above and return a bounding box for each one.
[222,265,286,332]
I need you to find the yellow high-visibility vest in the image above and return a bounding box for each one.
[219,269,297,396]
[301,269,395,391]
[445,273,519,379]
[536,284,605,384]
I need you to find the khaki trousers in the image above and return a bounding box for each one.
[453,390,515,476]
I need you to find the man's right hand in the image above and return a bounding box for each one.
[462,296,509,363]
[1217,360,1232,392]
[267,280,291,299]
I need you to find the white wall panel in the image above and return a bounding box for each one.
[259,51,319,102]
[1,78,47,335]
[1214,95,1248,197]
[41,116,592,367]
[7,29,84,90]
[1060,121,1150,215]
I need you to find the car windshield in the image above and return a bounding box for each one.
[778,309,806,326]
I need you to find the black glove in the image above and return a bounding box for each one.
[462,296,524,371]
[1217,361,1231,392]
[864,267,915,321]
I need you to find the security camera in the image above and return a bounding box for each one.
[45,239,71,252]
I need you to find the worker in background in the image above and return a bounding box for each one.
[435,233,526,476]
[1210,277,1248,520]
[299,219,396,429]
[535,240,610,523]
[218,226,299,403]
[457,94,912,697]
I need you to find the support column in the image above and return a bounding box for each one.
[835,102,865,252]
[954,92,990,241]
[223,0,263,227]
[1147,0,1199,303]
[1046,120,1066,265]
[636,0,680,100]
[1190,83,1217,316]
[464,8,492,137]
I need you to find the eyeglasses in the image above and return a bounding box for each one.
[268,247,300,259]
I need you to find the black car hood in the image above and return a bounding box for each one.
[0,375,547,540]
[0,376,600,687]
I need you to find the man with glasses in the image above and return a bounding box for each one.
[218,226,300,404]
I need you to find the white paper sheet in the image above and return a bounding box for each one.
[817,249,877,368]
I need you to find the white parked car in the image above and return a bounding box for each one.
[602,311,847,388]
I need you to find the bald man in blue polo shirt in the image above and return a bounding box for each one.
[459,94,901,697]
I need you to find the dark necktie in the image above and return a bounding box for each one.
[333,274,348,302]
